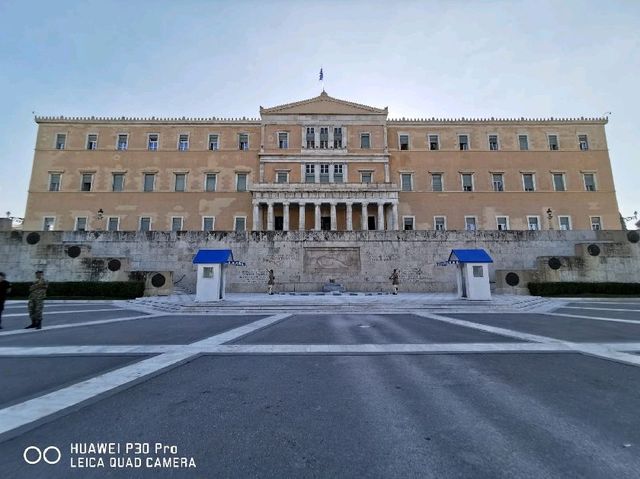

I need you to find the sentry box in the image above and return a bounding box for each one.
[447,249,494,301]
[192,249,245,302]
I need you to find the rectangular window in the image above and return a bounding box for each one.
[591,216,602,230]
[361,172,372,184]
[584,173,596,191]
[431,173,443,192]
[496,216,509,231]
[87,134,98,150]
[428,134,439,151]
[319,164,330,183]
[208,134,219,151]
[305,164,316,183]
[112,173,124,192]
[492,173,504,192]
[148,134,159,151]
[319,127,329,149]
[205,173,217,192]
[276,171,289,184]
[306,127,315,149]
[334,127,343,148]
[360,133,370,149]
[403,216,415,231]
[203,266,214,278]
[178,134,189,151]
[238,134,249,150]
[553,173,566,191]
[174,173,186,192]
[202,216,215,232]
[548,134,559,150]
[139,217,151,232]
[399,134,409,150]
[107,217,119,231]
[278,132,288,149]
[143,173,155,192]
[117,134,128,150]
[523,173,535,192]
[462,173,473,192]
[171,217,183,232]
[465,217,477,231]
[49,173,61,191]
[333,164,344,183]
[234,216,246,232]
[401,173,413,192]
[75,217,87,231]
[473,266,484,278]
[81,174,93,192]
[579,134,589,151]
[528,216,540,230]
[518,135,529,151]
[434,216,446,231]
[488,135,499,151]
[236,173,247,192]
[558,216,571,230]
[55,134,66,150]
[458,135,469,150]
[43,217,55,231]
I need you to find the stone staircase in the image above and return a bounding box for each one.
[127,292,562,315]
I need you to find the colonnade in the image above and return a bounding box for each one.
[252,200,399,231]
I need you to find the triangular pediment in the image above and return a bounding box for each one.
[260,91,387,116]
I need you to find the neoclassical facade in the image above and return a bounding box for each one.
[23,92,620,232]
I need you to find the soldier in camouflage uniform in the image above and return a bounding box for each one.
[26,271,48,330]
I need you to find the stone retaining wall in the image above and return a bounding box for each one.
[1,230,638,293]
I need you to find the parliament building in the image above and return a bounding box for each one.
[23,91,620,232]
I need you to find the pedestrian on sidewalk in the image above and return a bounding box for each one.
[267,269,275,295]
[389,269,400,295]
[0,272,11,329]
[25,270,48,330]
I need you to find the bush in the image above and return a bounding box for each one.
[528,282,640,296]
[7,281,145,299]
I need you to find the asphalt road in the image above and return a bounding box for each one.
[0,298,639,478]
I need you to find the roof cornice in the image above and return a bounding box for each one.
[260,91,387,115]
[388,116,608,125]
[35,116,261,125]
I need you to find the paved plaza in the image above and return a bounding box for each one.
[0,297,639,478]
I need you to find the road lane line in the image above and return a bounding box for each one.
[0,313,162,336]
[561,306,640,313]
[546,312,640,325]
[2,308,122,318]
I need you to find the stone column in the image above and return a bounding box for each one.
[346,202,353,231]
[330,202,337,231]
[252,201,260,231]
[361,202,369,230]
[267,202,274,231]
[392,202,399,231]
[314,203,321,231]
[283,202,290,231]
[377,203,385,231]
[298,203,306,231]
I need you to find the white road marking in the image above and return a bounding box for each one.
[0,313,290,439]
[2,308,121,318]
[546,312,640,325]
[561,306,640,313]
[0,313,163,336]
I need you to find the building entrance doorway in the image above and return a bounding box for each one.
[368,216,376,230]
[274,216,283,231]
[321,216,331,231]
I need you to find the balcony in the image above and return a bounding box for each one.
[251,182,399,192]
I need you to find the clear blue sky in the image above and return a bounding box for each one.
[1,0,638,226]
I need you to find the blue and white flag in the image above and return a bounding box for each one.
[319,68,324,81]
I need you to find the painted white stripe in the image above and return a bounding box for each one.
[546,312,640,325]
[561,306,640,313]
[0,313,162,336]
[0,313,290,438]
[0,345,180,355]
[3,308,121,318]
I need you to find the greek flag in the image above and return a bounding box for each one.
[319,68,323,81]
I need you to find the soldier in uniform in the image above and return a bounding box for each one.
[267,269,275,295]
[389,269,400,295]
[25,271,48,330]
[0,272,11,329]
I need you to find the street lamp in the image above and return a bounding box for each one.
[546,208,553,230]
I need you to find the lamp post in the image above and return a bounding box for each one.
[546,208,554,230]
